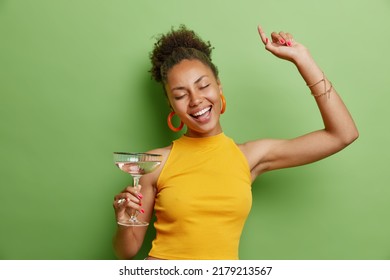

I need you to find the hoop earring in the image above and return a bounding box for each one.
[220,94,226,114]
[167,111,184,132]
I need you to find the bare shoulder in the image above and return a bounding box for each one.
[141,145,172,187]
[147,145,172,158]
[237,138,286,177]
[238,138,279,162]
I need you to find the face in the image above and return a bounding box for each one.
[165,59,223,138]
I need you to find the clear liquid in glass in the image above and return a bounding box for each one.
[115,161,161,176]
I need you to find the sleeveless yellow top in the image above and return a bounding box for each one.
[149,133,252,260]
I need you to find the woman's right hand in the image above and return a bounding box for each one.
[257,25,310,65]
[113,185,144,223]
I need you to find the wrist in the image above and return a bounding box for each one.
[293,47,314,69]
[292,49,324,86]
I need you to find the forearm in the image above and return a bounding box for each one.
[113,226,143,259]
[294,52,359,145]
[251,26,359,173]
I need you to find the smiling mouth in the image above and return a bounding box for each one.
[190,106,212,119]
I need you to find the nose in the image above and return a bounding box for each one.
[189,91,203,107]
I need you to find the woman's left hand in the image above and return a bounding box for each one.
[257,25,309,64]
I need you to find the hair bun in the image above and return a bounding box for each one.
[149,25,216,83]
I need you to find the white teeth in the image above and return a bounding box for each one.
[193,107,211,117]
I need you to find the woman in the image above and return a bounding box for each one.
[112,25,359,260]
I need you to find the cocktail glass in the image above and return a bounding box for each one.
[113,152,162,226]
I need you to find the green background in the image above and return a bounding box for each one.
[1,0,389,260]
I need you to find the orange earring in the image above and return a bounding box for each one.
[167,111,184,132]
[220,94,226,114]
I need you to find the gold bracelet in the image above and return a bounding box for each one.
[307,75,325,88]
[307,72,332,99]
[311,82,333,99]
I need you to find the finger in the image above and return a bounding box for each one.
[114,193,141,208]
[271,32,288,46]
[116,188,142,202]
[278,31,294,46]
[279,31,288,43]
[285,32,294,46]
[271,32,285,45]
[133,184,144,199]
[123,194,141,205]
[125,200,142,211]
[121,185,143,198]
[257,25,269,45]
[114,198,142,214]
[113,194,129,208]
[113,196,127,209]
[122,185,134,192]
[117,198,126,204]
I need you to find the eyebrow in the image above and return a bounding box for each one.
[171,75,208,92]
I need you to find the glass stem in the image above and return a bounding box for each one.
[131,175,141,220]
[133,175,141,189]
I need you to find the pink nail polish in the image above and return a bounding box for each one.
[279,39,285,44]
[265,38,269,44]
[287,41,292,47]
[137,193,143,199]
[140,209,145,214]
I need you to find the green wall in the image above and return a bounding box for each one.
[1,0,389,260]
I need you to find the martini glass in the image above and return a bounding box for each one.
[113,152,162,226]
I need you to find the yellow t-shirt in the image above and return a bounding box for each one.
[149,133,252,260]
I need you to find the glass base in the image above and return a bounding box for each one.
[117,217,149,227]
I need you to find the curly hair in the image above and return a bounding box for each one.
[149,25,219,84]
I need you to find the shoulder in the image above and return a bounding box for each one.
[140,145,172,186]
[147,145,172,158]
[237,138,286,177]
[237,139,269,168]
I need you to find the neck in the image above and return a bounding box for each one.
[184,123,223,138]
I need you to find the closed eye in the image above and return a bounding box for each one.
[174,94,186,100]
[200,84,210,90]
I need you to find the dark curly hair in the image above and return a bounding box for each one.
[149,25,219,85]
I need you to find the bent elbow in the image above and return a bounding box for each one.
[115,250,138,260]
[352,130,359,143]
[341,128,359,147]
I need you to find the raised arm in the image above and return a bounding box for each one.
[241,26,359,180]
